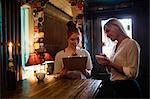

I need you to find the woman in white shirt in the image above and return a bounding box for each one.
[54,21,93,79]
[96,18,141,98]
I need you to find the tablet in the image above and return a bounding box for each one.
[63,57,87,71]
[95,55,105,59]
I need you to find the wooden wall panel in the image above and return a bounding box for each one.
[43,3,72,58]
[0,0,21,97]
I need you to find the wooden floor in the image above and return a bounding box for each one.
[6,75,102,99]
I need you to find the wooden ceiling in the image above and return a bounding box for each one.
[64,0,148,14]
[84,0,148,11]
[86,0,131,5]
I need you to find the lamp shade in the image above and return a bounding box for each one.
[44,52,53,61]
[26,53,43,66]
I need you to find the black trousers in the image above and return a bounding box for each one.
[112,80,142,98]
[96,80,142,98]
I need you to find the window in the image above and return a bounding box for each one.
[101,18,132,58]
[21,5,34,79]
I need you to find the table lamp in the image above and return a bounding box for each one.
[26,53,45,82]
[43,52,54,75]
[44,52,53,61]
[26,53,43,66]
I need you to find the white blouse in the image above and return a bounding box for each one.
[54,48,93,79]
[109,38,140,81]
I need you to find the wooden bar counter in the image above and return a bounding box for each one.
[6,75,102,99]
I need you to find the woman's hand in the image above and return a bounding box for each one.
[54,67,68,79]
[80,69,91,78]
[95,54,110,65]
[95,54,112,72]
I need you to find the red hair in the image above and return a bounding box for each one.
[67,21,79,38]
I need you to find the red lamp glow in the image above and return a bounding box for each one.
[44,52,53,61]
[26,52,53,81]
[26,53,43,66]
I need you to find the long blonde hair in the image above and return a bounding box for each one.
[104,18,129,38]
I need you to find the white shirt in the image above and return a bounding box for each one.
[109,38,140,81]
[54,48,93,79]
